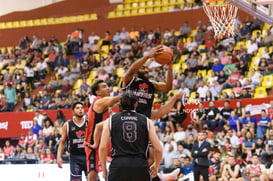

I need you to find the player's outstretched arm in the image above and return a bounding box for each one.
[148,119,163,178]
[150,91,185,120]
[57,122,68,168]
[122,45,163,87]
[93,96,120,114]
[151,60,173,93]
[99,120,111,180]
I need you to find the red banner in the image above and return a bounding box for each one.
[0,97,272,138]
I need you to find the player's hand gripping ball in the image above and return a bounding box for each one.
[154,45,173,65]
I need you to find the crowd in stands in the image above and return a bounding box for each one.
[1,14,273,180]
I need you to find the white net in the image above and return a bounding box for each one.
[203,2,238,38]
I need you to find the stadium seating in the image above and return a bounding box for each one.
[0,13,98,29]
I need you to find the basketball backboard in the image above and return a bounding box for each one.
[226,0,273,23]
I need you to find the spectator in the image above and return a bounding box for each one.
[257,109,270,139]
[184,133,195,151]
[218,70,227,86]
[185,122,198,139]
[40,90,51,109]
[79,78,90,92]
[207,71,218,87]
[184,71,196,90]
[60,80,72,97]
[178,82,190,97]
[261,129,273,164]
[4,83,16,112]
[180,156,194,180]
[55,110,66,126]
[25,147,37,162]
[235,101,245,122]
[218,154,242,181]
[226,128,240,149]
[36,59,47,80]
[33,110,44,126]
[3,140,15,158]
[163,144,176,169]
[258,58,268,75]
[24,129,37,149]
[242,131,255,157]
[49,129,61,153]
[197,81,209,100]
[195,103,206,130]
[268,100,273,120]
[250,69,262,87]
[18,134,26,148]
[212,58,224,75]
[57,64,68,77]
[23,92,33,109]
[220,100,233,129]
[243,154,267,180]
[227,111,240,134]
[255,137,265,155]
[237,60,248,76]
[173,124,186,142]
[31,119,42,137]
[179,21,192,39]
[14,145,25,160]
[247,39,258,56]
[240,110,256,135]
[239,23,251,40]
[223,59,236,76]
[209,151,221,181]
[24,62,34,88]
[203,101,221,132]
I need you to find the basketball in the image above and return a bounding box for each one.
[154,45,173,65]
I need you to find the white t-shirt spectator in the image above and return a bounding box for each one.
[36,61,47,71]
[179,87,190,97]
[24,67,34,77]
[197,85,209,99]
[251,71,262,84]
[119,31,129,40]
[88,35,100,45]
[34,115,44,126]
[173,131,186,142]
[229,135,240,148]
[57,67,68,77]
[247,43,258,54]
[186,41,198,52]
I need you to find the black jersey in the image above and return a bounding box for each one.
[110,111,149,159]
[67,118,87,155]
[123,76,155,118]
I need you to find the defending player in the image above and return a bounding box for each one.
[99,91,163,181]
[57,102,87,181]
[84,80,120,181]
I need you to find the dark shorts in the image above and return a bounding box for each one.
[70,155,87,181]
[108,156,151,181]
[85,147,100,173]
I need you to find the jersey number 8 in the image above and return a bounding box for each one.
[122,121,137,142]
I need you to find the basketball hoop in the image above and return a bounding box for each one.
[203,0,238,38]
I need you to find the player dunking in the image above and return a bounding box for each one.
[122,45,184,120]
[84,80,119,181]
[57,102,88,181]
[99,91,163,181]
[122,45,185,180]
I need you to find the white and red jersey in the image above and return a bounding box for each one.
[247,164,265,179]
[25,135,37,146]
